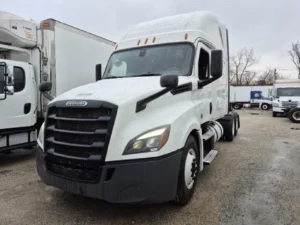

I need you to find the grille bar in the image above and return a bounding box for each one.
[46,137,105,148]
[282,101,298,108]
[47,148,102,161]
[47,125,108,135]
[48,114,111,122]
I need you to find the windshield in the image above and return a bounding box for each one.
[103,43,194,78]
[277,88,300,97]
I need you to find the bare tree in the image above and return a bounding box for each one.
[288,41,300,79]
[242,70,258,85]
[256,67,289,85]
[230,48,260,85]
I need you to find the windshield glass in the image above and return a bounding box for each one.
[103,43,194,78]
[277,88,300,97]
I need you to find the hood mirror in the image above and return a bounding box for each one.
[160,74,178,89]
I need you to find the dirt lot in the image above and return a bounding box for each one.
[1,109,300,225]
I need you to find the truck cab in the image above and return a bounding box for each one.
[272,79,300,117]
[250,90,272,110]
[0,60,37,151]
[36,11,240,205]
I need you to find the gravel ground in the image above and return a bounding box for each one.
[0,109,300,225]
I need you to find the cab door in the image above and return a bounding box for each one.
[0,60,36,130]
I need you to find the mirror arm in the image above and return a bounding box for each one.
[136,87,172,113]
[198,75,221,89]
[42,92,54,101]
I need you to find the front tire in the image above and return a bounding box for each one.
[288,108,300,123]
[272,112,277,117]
[261,103,270,110]
[175,135,199,206]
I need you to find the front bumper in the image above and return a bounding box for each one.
[36,147,182,204]
[273,107,287,113]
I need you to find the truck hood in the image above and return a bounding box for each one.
[278,96,300,102]
[262,97,272,101]
[53,76,191,105]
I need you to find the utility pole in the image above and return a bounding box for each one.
[273,68,277,81]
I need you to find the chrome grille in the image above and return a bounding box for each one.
[282,101,298,108]
[44,100,118,182]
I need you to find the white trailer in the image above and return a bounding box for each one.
[36,11,241,205]
[0,11,115,152]
[230,85,273,110]
[272,79,300,122]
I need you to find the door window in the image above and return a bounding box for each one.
[13,67,25,92]
[198,49,210,80]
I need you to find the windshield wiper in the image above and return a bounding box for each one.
[103,73,161,79]
[127,73,161,77]
[103,76,126,79]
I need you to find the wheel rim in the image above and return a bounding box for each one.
[292,111,300,121]
[234,105,239,109]
[262,104,268,110]
[184,148,197,190]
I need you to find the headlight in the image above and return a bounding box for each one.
[123,125,170,155]
[272,103,279,107]
[37,122,45,150]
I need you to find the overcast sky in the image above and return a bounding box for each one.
[1,0,299,78]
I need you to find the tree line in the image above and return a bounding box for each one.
[230,42,300,86]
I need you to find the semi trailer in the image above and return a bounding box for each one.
[0,11,115,152]
[230,85,273,110]
[36,11,240,205]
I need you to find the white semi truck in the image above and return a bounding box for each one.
[230,85,273,110]
[36,11,240,205]
[272,79,300,122]
[0,11,115,152]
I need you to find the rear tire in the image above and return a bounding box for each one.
[288,108,300,123]
[233,104,242,110]
[175,135,199,206]
[231,112,239,136]
[223,115,235,141]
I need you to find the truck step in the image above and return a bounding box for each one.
[203,150,218,165]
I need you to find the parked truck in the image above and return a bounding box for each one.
[230,85,273,110]
[36,11,241,205]
[272,79,300,122]
[0,11,115,152]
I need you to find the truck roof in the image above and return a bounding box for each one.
[117,11,225,50]
[274,79,300,84]
[40,18,115,46]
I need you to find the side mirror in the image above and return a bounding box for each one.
[39,82,54,101]
[160,74,178,89]
[211,50,223,78]
[96,64,102,81]
[39,82,52,92]
[198,49,223,89]
[0,64,5,95]
[0,62,8,100]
